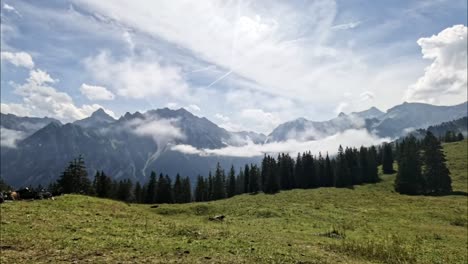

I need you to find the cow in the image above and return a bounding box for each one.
[9,191,19,200]
[16,188,36,200]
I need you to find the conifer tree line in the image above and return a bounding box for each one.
[49,132,452,203]
[194,145,382,201]
[394,131,452,195]
[443,130,464,143]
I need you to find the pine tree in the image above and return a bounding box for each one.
[334,146,351,187]
[181,177,192,203]
[249,164,260,193]
[235,168,245,195]
[316,152,325,187]
[134,182,143,203]
[294,153,305,188]
[145,171,157,203]
[395,136,423,195]
[303,152,317,188]
[195,175,206,202]
[56,156,92,194]
[227,165,236,198]
[207,171,214,201]
[382,143,394,174]
[173,174,183,203]
[359,147,369,183]
[422,131,452,195]
[117,179,133,202]
[323,153,334,187]
[263,155,279,194]
[457,132,464,141]
[212,163,226,199]
[244,164,250,193]
[367,146,379,183]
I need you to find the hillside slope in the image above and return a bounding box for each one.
[1,141,467,263]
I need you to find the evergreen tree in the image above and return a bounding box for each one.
[207,171,214,201]
[382,143,394,174]
[316,153,325,187]
[444,131,456,142]
[249,164,260,193]
[117,179,133,202]
[212,163,226,199]
[334,146,351,187]
[262,155,279,194]
[358,147,369,183]
[323,153,334,187]
[194,175,206,202]
[422,131,452,194]
[134,182,143,203]
[395,136,423,195]
[294,153,305,188]
[367,146,379,183]
[235,168,245,195]
[303,152,317,188]
[173,174,183,203]
[457,132,464,141]
[227,165,236,198]
[145,171,157,203]
[56,156,92,194]
[244,164,250,193]
[181,177,192,203]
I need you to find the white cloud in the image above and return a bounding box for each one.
[126,116,186,176]
[239,108,281,134]
[165,102,179,109]
[80,83,115,100]
[215,113,230,122]
[2,3,21,16]
[1,51,34,69]
[1,69,114,122]
[335,102,349,115]
[84,51,190,100]
[0,127,26,148]
[72,1,380,108]
[187,104,201,112]
[331,21,361,30]
[171,129,389,157]
[405,25,467,104]
[359,91,375,101]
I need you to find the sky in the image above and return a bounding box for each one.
[1,0,467,134]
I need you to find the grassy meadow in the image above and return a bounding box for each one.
[1,140,467,263]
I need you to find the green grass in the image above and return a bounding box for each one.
[1,140,467,263]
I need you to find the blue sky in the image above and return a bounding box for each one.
[1,0,467,133]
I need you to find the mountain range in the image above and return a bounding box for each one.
[1,101,466,187]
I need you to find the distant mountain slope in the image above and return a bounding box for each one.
[268,101,467,141]
[373,102,467,138]
[0,108,257,187]
[0,113,61,136]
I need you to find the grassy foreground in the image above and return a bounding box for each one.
[1,141,467,263]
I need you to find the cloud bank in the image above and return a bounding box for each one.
[0,127,26,148]
[171,129,389,158]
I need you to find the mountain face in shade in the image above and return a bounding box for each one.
[1,101,466,187]
[0,108,258,187]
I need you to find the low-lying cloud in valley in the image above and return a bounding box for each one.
[0,127,26,148]
[171,129,390,158]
